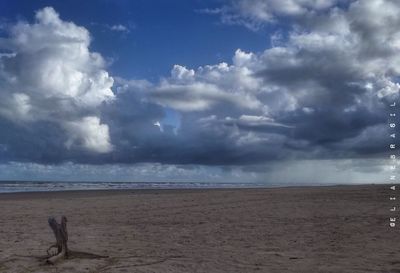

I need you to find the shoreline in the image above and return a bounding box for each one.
[0,182,385,196]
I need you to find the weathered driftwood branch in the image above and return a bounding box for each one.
[46,216,68,264]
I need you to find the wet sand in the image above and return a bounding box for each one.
[0,185,398,272]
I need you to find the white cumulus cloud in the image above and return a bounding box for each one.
[0,7,114,153]
[64,116,113,153]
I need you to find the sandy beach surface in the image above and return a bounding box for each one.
[0,185,398,273]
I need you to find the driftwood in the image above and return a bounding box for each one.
[46,216,68,264]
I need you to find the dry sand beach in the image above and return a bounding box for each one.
[0,185,398,273]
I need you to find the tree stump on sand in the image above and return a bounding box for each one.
[46,216,68,264]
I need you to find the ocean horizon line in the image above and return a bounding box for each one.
[0,180,380,194]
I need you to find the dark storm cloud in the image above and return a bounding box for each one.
[0,1,399,168]
[285,107,383,144]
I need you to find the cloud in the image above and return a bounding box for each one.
[108,24,131,33]
[149,56,262,112]
[64,116,113,153]
[0,7,114,153]
[0,1,398,181]
[231,115,293,128]
[151,81,260,112]
[0,158,387,184]
[207,0,348,30]
[136,0,397,164]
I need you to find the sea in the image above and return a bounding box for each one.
[0,181,268,193]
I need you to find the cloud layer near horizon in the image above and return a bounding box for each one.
[0,1,398,181]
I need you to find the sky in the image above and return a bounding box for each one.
[0,0,397,184]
